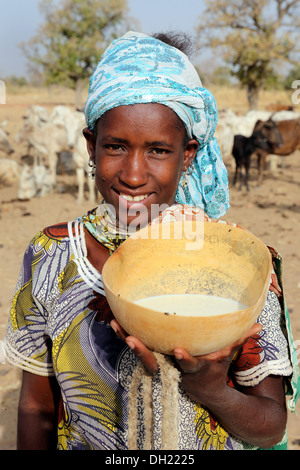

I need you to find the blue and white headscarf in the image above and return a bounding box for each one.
[84,31,230,218]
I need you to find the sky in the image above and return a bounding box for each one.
[0,0,205,78]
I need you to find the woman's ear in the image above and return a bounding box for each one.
[183,139,199,172]
[82,127,96,160]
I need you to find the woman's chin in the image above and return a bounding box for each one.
[119,214,150,232]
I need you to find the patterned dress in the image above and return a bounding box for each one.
[1,217,298,450]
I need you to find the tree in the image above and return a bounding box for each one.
[20,0,131,108]
[196,0,300,109]
[283,64,300,89]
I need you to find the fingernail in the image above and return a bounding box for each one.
[126,341,135,351]
[174,351,183,360]
[110,323,117,334]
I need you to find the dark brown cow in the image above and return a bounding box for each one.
[232,118,283,191]
[255,118,300,185]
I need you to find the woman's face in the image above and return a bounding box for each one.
[84,103,198,228]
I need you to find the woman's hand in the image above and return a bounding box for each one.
[269,272,282,297]
[110,319,160,373]
[110,319,262,385]
[111,319,286,447]
[172,322,262,404]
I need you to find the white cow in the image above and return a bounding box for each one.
[0,158,21,185]
[49,106,96,203]
[18,163,53,200]
[72,131,97,204]
[15,106,50,156]
[16,105,95,202]
[21,105,50,127]
[17,164,37,199]
[16,121,69,186]
[0,126,14,156]
[49,105,86,148]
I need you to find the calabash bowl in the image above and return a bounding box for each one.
[102,220,272,356]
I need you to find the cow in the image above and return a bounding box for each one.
[49,105,85,148]
[16,121,70,186]
[0,127,14,156]
[255,118,300,185]
[15,105,95,201]
[21,105,50,127]
[18,163,53,200]
[0,158,21,185]
[216,109,299,162]
[232,118,283,191]
[15,106,50,157]
[72,130,97,204]
[49,106,96,203]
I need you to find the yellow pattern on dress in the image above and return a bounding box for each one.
[52,310,123,438]
[194,403,228,450]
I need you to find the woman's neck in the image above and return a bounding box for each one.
[84,227,110,273]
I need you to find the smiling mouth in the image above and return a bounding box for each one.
[119,193,150,202]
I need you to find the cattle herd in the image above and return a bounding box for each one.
[217,108,300,190]
[0,105,96,203]
[0,104,299,199]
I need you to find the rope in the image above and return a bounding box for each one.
[128,353,181,450]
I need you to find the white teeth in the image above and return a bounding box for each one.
[120,193,149,202]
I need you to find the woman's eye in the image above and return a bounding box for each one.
[105,144,125,152]
[150,148,170,156]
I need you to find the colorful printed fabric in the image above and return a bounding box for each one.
[84,31,230,219]
[1,210,298,450]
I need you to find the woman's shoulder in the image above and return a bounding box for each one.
[24,219,83,271]
[20,219,83,289]
[42,221,72,240]
[30,219,81,248]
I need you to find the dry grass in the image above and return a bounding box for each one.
[211,86,294,114]
[4,84,81,107]
[2,83,296,113]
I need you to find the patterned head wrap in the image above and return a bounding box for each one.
[84,31,230,218]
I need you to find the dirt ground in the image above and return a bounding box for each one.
[0,89,299,450]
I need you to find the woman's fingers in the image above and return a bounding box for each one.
[110,319,127,342]
[111,320,262,376]
[125,336,159,374]
[110,320,159,374]
[173,322,263,373]
[270,273,282,296]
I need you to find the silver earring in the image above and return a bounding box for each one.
[181,161,194,189]
[187,161,195,176]
[181,169,188,189]
[88,157,96,180]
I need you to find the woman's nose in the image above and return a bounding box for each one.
[119,151,149,187]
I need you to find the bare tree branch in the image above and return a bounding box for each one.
[196,0,300,108]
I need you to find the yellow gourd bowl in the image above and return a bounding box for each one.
[102,220,272,356]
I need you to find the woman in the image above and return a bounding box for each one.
[1,31,299,450]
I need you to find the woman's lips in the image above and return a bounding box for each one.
[119,192,150,202]
[116,192,154,222]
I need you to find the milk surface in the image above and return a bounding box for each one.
[134,294,247,317]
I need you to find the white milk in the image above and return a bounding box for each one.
[134,294,247,317]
